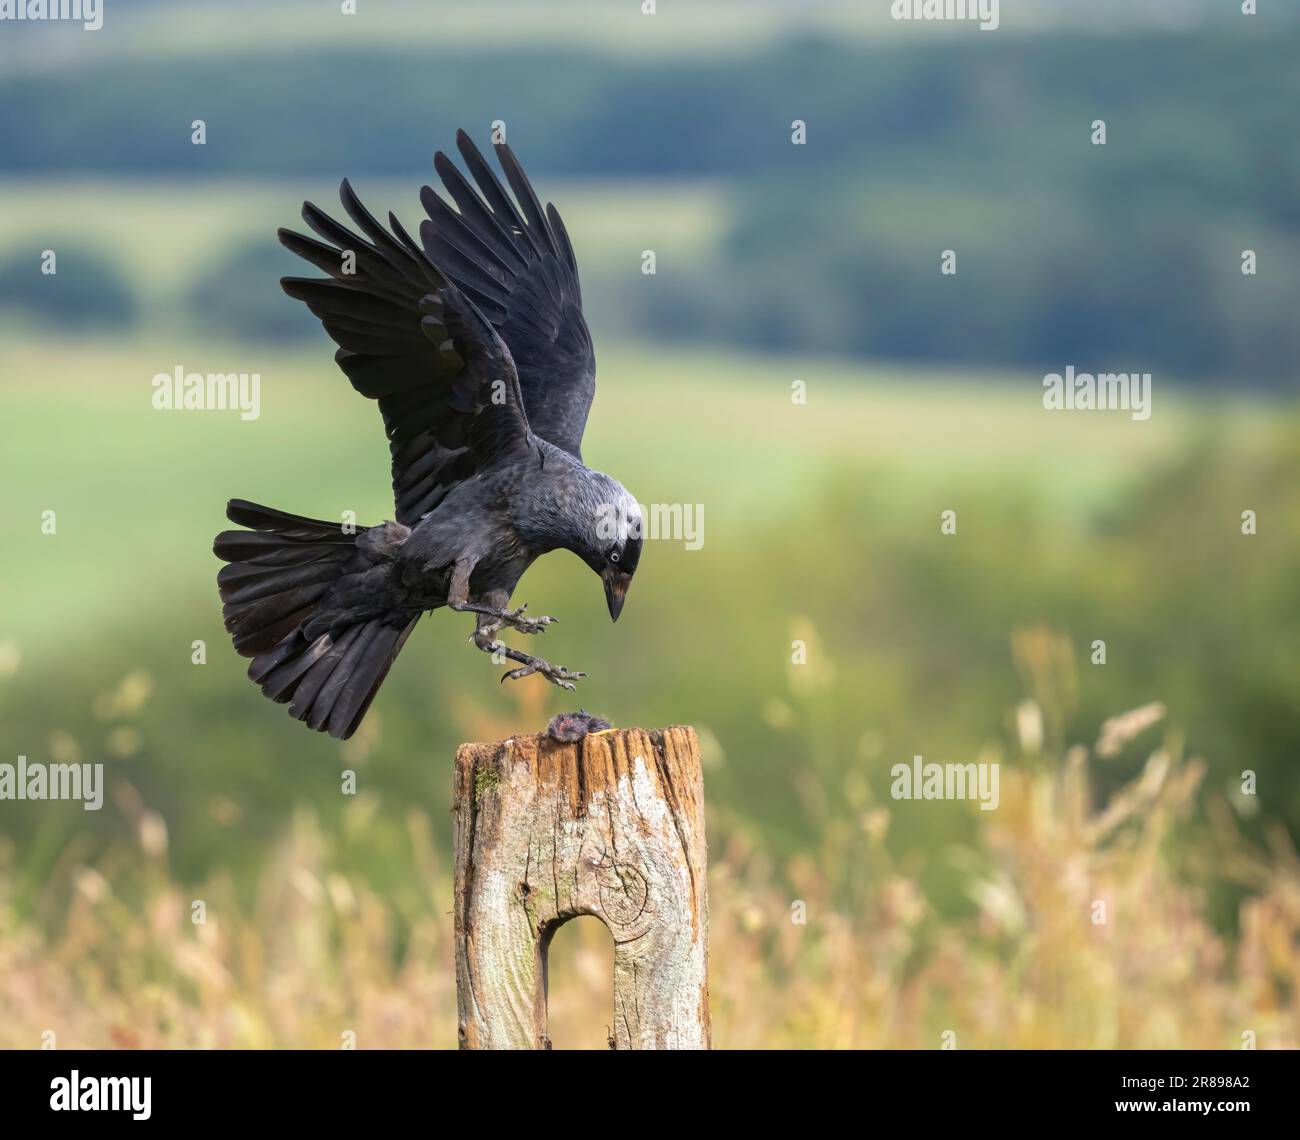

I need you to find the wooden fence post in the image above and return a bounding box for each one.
[453,725,710,1049]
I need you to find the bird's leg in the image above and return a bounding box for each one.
[450,600,557,635]
[470,615,586,691]
[445,561,558,634]
[458,580,585,691]
[498,645,585,690]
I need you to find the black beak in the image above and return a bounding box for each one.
[603,570,630,622]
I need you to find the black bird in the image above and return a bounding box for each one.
[213,130,643,740]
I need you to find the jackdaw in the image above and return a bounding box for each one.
[213,130,643,740]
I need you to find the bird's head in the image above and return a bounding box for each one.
[578,475,643,622]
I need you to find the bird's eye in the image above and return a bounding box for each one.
[609,549,620,563]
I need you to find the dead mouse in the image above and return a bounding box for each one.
[546,709,613,743]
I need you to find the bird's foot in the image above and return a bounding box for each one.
[493,645,587,692]
[497,603,557,635]
[453,600,557,636]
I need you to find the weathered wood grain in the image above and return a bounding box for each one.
[453,725,710,1049]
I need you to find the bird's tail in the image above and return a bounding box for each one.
[214,499,418,740]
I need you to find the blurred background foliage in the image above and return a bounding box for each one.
[2,1,1299,380]
[1,0,1298,1046]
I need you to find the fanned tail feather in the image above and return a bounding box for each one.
[214,499,417,740]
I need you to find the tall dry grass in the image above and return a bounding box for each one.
[2,666,1297,1049]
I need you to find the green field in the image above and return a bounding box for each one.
[5,316,1297,882]
[4,321,1298,1046]
[3,150,1296,901]
[3,6,1299,1039]
[2,332,1270,648]
[0,178,727,284]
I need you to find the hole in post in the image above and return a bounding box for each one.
[541,916,615,1049]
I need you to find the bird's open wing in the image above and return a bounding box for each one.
[278,180,533,525]
[419,130,596,460]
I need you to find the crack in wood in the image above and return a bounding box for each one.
[452,726,710,1049]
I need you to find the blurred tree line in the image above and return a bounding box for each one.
[2,30,1297,383]
[0,249,137,329]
